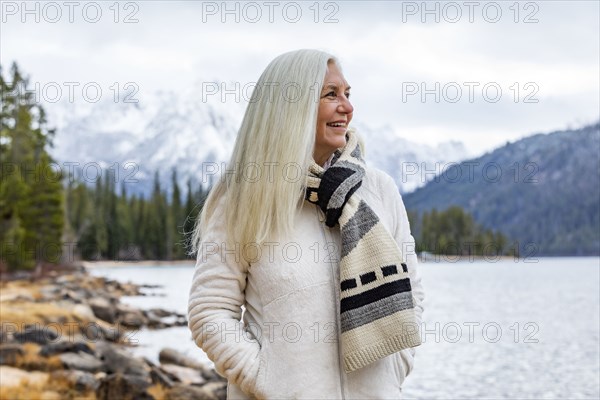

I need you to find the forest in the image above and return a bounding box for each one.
[1,63,509,271]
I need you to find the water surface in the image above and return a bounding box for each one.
[91,257,600,399]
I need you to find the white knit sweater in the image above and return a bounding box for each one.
[188,166,425,399]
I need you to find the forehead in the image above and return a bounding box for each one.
[322,64,350,90]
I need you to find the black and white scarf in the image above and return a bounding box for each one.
[306,128,422,373]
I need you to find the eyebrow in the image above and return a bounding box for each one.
[322,83,351,92]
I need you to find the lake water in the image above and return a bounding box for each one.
[90,257,600,399]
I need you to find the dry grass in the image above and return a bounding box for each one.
[0,301,80,325]
[0,373,97,400]
[0,281,39,302]
[0,347,96,399]
[147,383,169,400]
[13,343,63,372]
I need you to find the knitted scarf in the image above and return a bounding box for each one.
[306,129,422,373]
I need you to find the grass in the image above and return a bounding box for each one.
[0,372,96,400]
[147,383,169,399]
[13,343,63,372]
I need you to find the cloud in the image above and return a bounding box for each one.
[1,0,598,154]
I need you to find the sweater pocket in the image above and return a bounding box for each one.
[252,340,269,399]
[227,340,269,399]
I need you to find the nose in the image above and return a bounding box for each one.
[337,95,354,114]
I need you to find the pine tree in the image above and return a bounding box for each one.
[170,168,185,259]
[417,206,509,256]
[0,63,64,270]
[145,171,168,259]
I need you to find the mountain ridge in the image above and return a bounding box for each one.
[45,87,471,195]
[404,122,600,256]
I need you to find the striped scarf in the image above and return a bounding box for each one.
[306,129,422,373]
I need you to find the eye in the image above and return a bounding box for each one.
[345,92,351,99]
[324,91,336,98]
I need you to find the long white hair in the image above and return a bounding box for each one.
[191,49,343,257]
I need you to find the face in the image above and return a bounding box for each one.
[314,62,354,166]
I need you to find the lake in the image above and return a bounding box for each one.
[90,257,600,399]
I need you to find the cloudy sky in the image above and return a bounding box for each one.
[2,0,599,154]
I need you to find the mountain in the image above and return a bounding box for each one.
[355,122,470,193]
[403,122,600,256]
[48,87,243,195]
[45,86,471,196]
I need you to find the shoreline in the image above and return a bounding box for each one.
[0,264,225,399]
[81,255,599,269]
[82,260,196,269]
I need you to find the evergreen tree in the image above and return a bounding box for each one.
[146,171,168,259]
[416,206,509,256]
[104,171,120,260]
[118,181,136,260]
[0,63,64,270]
[170,168,185,259]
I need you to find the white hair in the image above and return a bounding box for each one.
[191,49,350,258]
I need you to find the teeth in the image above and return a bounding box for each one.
[327,122,346,127]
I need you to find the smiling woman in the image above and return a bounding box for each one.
[314,63,354,166]
[187,49,424,399]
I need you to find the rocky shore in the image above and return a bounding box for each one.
[0,265,226,400]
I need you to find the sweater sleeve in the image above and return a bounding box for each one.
[379,172,425,379]
[187,197,263,397]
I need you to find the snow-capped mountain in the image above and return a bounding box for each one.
[355,122,470,193]
[46,85,470,196]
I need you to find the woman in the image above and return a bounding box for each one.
[188,49,424,399]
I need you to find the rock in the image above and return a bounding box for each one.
[161,364,205,385]
[0,343,24,365]
[145,310,167,328]
[38,285,60,301]
[148,308,172,318]
[116,304,147,328]
[72,303,97,321]
[56,275,76,284]
[159,348,204,370]
[150,365,175,388]
[0,365,49,387]
[200,381,228,400]
[96,373,153,400]
[60,351,104,373]
[159,348,223,382]
[61,288,88,302]
[166,383,224,400]
[40,340,94,357]
[89,297,117,323]
[38,285,60,300]
[200,367,226,383]
[14,326,59,345]
[82,320,121,342]
[96,341,150,378]
[52,370,100,391]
